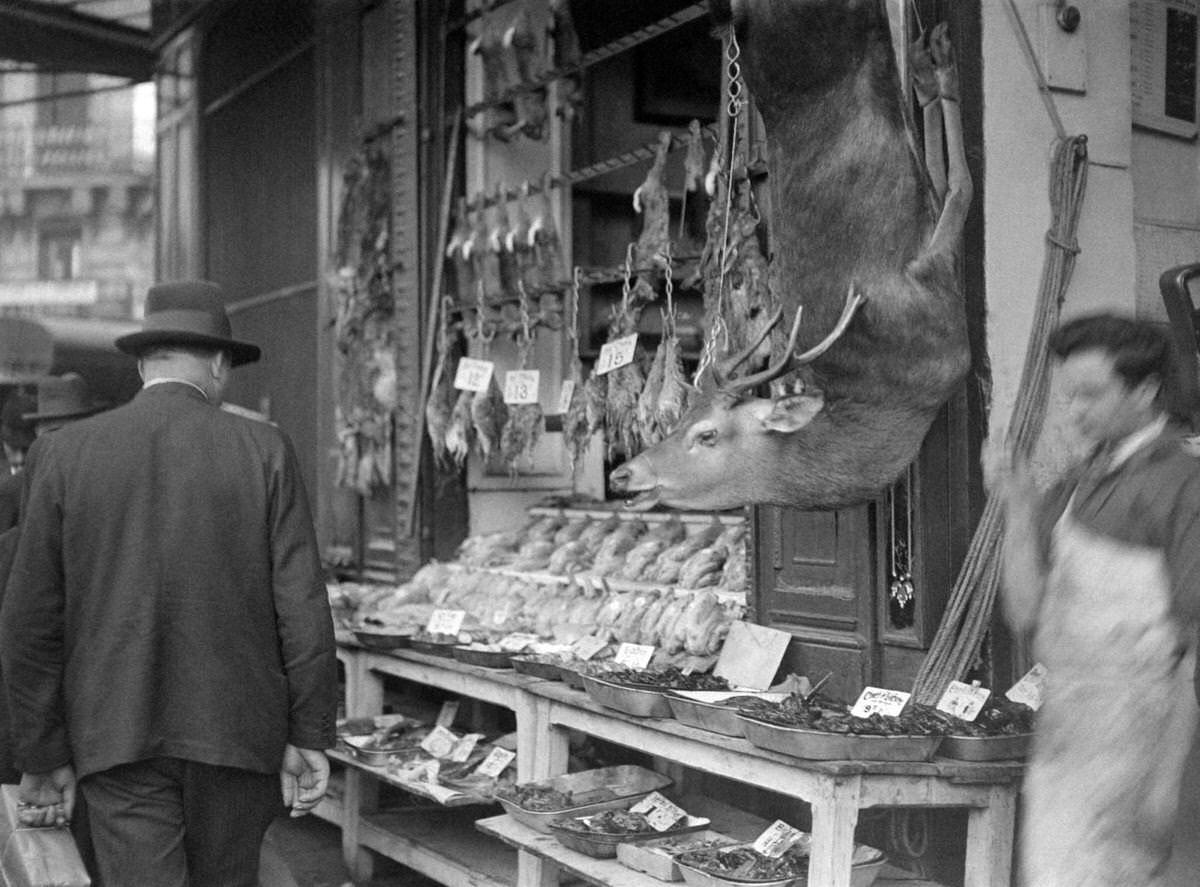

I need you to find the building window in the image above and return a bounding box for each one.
[38,226,82,280]
[35,73,89,128]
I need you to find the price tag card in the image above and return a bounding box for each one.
[597,334,638,375]
[557,379,576,414]
[420,724,459,759]
[503,369,540,405]
[426,609,466,637]
[629,792,688,831]
[572,635,608,661]
[475,746,516,779]
[752,820,806,858]
[499,633,541,652]
[436,701,460,729]
[614,642,655,670]
[424,760,441,784]
[453,357,495,392]
[447,733,484,763]
[936,681,991,722]
[850,687,911,718]
[1005,663,1047,711]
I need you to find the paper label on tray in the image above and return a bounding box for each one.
[630,792,688,831]
[436,700,460,728]
[499,633,540,652]
[557,379,576,414]
[453,358,495,392]
[850,686,910,718]
[1005,663,1047,711]
[503,369,540,405]
[475,746,516,778]
[572,635,608,661]
[426,609,465,636]
[937,681,991,722]
[597,334,638,375]
[420,725,459,758]
[753,820,806,858]
[615,642,655,670]
[447,733,484,763]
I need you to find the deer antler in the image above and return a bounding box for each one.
[710,306,791,389]
[721,285,865,395]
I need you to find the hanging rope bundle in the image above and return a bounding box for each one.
[912,133,1089,704]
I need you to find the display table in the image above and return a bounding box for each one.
[327,644,1020,887]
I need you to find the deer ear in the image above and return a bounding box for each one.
[756,391,825,433]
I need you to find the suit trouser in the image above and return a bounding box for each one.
[78,756,280,887]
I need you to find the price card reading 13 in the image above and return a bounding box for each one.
[597,334,638,375]
[850,686,910,718]
[453,357,494,392]
[503,369,540,405]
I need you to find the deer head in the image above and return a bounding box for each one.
[609,288,865,511]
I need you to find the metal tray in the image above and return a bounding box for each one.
[452,645,514,669]
[666,692,788,738]
[738,715,943,762]
[548,815,711,859]
[616,830,740,882]
[583,674,673,719]
[939,732,1032,762]
[409,638,458,658]
[493,765,672,834]
[558,662,588,690]
[511,655,565,681]
[351,628,413,651]
[676,845,886,887]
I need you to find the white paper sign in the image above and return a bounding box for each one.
[453,357,495,392]
[420,724,459,759]
[436,700,460,729]
[557,379,576,414]
[572,635,608,661]
[850,686,910,718]
[597,334,638,375]
[426,609,466,637]
[499,633,541,652]
[752,820,806,858]
[1005,663,1047,711]
[475,746,516,778]
[503,369,540,405]
[447,733,485,763]
[614,642,656,670]
[937,681,991,722]
[629,792,688,831]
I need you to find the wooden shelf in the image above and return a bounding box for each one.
[328,747,498,808]
[479,814,657,887]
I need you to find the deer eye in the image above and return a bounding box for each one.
[695,429,718,447]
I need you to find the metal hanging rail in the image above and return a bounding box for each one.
[463,3,708,120]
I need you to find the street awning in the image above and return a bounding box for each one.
[0,0,154,81]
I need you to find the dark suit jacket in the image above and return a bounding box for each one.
[0,383,338,778]
[0,471,21,533]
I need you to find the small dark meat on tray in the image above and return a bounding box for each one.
[738,693,953,736]
[602,666,730,691]
[677,844,809,881]
[947,697,1036,737]
[504,784,575,811]
[559,808,677,835]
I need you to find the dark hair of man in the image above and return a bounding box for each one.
[1048,313,1173,390]
[139,344,226,362]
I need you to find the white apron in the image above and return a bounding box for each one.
[1020,510,1198,887]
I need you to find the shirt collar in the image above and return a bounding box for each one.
[143,377,210,402]
[1107,413,1168,471]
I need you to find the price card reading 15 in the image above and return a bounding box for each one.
[453,357,495,392]
[503,369,540,405]
[597,334,638,375]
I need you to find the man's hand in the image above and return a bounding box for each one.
[17,765,75,827]
[280,744,329,818]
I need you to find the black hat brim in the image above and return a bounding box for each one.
[114,330,261,366]
[23,406,102,423]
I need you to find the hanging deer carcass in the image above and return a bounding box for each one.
[610,0,972,512]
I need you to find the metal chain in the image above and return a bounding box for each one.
[569,265,582,357]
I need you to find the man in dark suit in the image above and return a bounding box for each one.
[0,392,35,533]
[0,281,338,886]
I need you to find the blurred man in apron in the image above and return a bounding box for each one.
[996,313,1200,887]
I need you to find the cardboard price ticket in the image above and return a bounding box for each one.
[850,686,910,718]
[572,635,608,661]
[453,357,495,392]
[436,700,460,729]
[420,725,459,759]
[614,642,655,670]
[1005,663,1047,711]
[447,733,485,764]
[503,369,540,405]
[499,633,541,652]
[557,379,576,414]
[752,820,806,858]
[426,609,465,637]
[936,680,991,722]
[474,746,516,779]
[597,334,638,375]
[630,792,688,831]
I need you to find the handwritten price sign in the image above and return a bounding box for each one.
[1005,663,1047,711]
[597,334,638,375]
[557,379,576,414]
[630,792,688,831]
[475,746,516,778]
[850,686,910,718]
[614,642,655,670]
[937,681,991,722]
[426,609,465,637]
[752,820,806,858]
[453,358,495,392]
[503,370,540,405]
[419,725,459,759]
[572,635,608,661]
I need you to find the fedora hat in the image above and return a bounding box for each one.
[115,280,261,366]
[24,373,101,423]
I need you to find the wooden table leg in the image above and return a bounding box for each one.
[516,713,572,887]
[340,767,378,881]
[807,776,862,887]
[963,784,1017,887]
